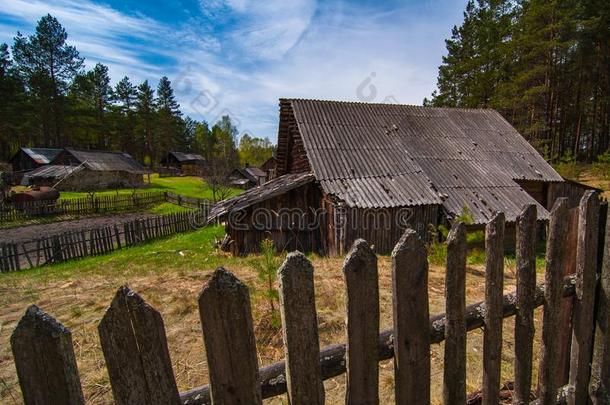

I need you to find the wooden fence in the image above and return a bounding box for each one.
[165,191,213,211]
[0,211,202,271]
[8,193,610,404]
[0,192,166,221]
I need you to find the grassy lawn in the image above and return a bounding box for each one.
[56,174,243,200]
[0,225,547,405]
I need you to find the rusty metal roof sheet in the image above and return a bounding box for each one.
[208,173,315,221]
[283,99,561,222]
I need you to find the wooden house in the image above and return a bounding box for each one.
[260,156,277,180]
[209,99,579,256]
[228,165,267,188]
[160,151,206,176]
[42,148,150,191]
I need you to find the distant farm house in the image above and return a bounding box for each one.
[209,99,601,256]
[23,148,150,191]
[260,155,277,180]
[160,151,206,176]
[9,147,62,176]
[229,165,268,189]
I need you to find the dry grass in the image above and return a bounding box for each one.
[0,231,548,405]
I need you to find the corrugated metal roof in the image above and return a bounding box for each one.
[19,148,62,164]
[21,165,83,185]
[283,99,561,222]
[209,173,315,221]
[57,148,149,174]
[168,151,205,163]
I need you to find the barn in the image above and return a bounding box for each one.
[160,151,206,176]
[9,147,62,175]
[44,148,150,191]
[209,99,573,255]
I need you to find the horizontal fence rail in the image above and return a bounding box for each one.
[8,193,610,405]
[0,211,206,271]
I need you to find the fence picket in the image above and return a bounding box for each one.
[568,191,600,405]
[482,213,505,405]
[514,204,537,405]
[589,203,610,404]
[392,229,430,405]
[539,198,570,405]
[444,222,467,405]
[11,305,85,404]
[98,286,181,405]
[343,239,379,404]
[198,268,262,404]
[278,252,324,404]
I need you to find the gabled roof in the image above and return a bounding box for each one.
[10,148,62,164]
[277,99,561,223]
[166,151,205,163]
[54,148,149,174]
[231,167,266,182]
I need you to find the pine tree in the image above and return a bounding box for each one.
[12,14,84,146]
[155,76,182,158]
[136,80,155,165]
[113,76,138,156]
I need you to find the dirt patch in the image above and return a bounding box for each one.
[0,213,158,245]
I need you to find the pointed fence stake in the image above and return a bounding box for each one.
[11,305,85,405]
[198,268,262,404]
[278,252,324,405]
[98,286,180,405]
[343,239,379,405]
[392,229,430,405]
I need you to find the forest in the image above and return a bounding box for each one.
[0,15,274,168]
[427,0,609,162]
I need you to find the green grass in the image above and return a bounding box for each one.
[57,174,242,200]
[148,202,192,215]
[0,225,230,283]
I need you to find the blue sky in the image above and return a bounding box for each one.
[0,0,466,141]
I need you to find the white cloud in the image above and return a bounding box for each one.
[0,0,466,141]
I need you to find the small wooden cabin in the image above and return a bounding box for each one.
[46,148,150,190]
[228,165,267,189]
[160,151,206,176]
[209,99,570,255]
[260,156,277,180]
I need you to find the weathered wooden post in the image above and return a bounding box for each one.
[343,239,379,404]
[589,202,610,405]
[539,198,570,405]
[444,222,467,405]
[278,252,324,404]
[514,204,537,405]
[198,268,262,404]
[392,229,430,405]
[11,305,85,405]
[568,191,600,405]
[98,286,180,405]
[483,212,505,405]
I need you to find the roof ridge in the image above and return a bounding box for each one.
[281,98,496,112]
